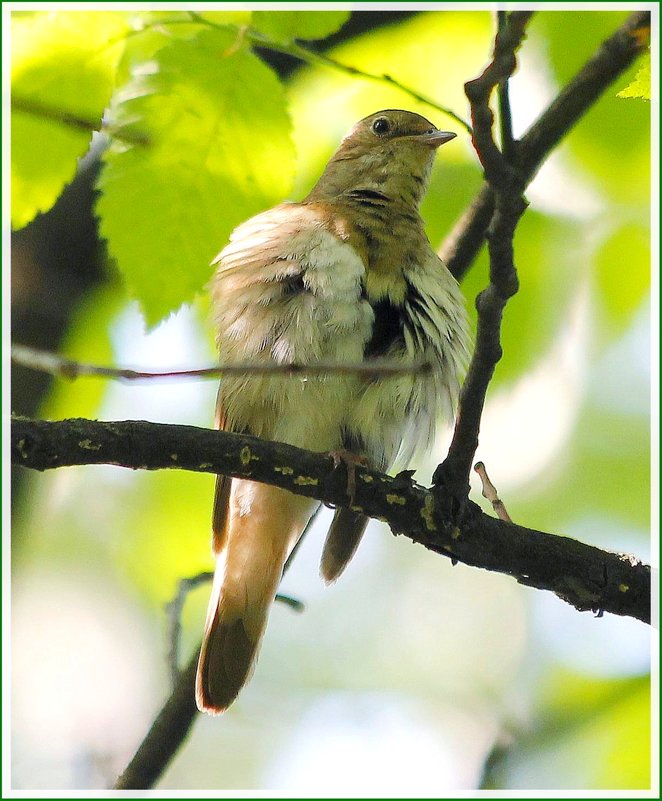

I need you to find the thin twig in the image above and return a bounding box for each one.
[165,572,303,688]
[496,11,515,160]
[165,572,213,688]
[280,37,473,134]
[10,343,432,381]
[11,96,150,147]
[183,11,472,134]
[474,461,512,522]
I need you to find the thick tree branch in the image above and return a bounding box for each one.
[441,10,651,279]
[12,416,651,626]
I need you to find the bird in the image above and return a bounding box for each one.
[195,109,471,715]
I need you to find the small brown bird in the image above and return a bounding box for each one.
[196,109,471,714]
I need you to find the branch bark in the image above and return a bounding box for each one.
[114,650,199,790]
[441,9,651,280]
[435,10,530,492]
[12,416,651,626]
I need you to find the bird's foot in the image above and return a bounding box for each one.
[329,450,369,506]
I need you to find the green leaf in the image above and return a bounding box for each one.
[96,27,295,328]
[618,53,651,100]
[11,11,128,229]
[252,10,349,43]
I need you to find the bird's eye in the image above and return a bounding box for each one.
[372,117,391,135]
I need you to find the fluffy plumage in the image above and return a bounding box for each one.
[196,109,471,714]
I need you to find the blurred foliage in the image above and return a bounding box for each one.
[11,8,651,793]
[484,672,650,789]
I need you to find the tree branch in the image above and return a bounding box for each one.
[441,9,651,279]
[114,648,199,790]
[435,10,529,491]
[12,416,650,626]
[183,12,472,134]
[496,11,516,161]
[11,96,151,147]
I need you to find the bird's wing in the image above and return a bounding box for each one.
[210,202,373,444]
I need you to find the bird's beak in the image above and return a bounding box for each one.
[416,130,457,148]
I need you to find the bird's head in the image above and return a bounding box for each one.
[307,109,456,207]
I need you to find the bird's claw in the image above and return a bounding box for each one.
[329,450,369,506]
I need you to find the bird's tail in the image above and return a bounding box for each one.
[195,481,316,714]
[320,508,369,583]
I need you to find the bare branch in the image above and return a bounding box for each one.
[435,11,529,491]
[442,10,651,279]
[11,416,651,626]
[10,343,432,381]
[496,11,515,161]
[114,648,199,790]
[164,572,213,688]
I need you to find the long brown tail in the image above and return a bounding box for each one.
[195,481,316,714]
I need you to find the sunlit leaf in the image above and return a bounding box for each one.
[618,53,651,100]
[252,10,350,43]
[11,11,128,228]
[116,12,254,85]
[96,27,295,327]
